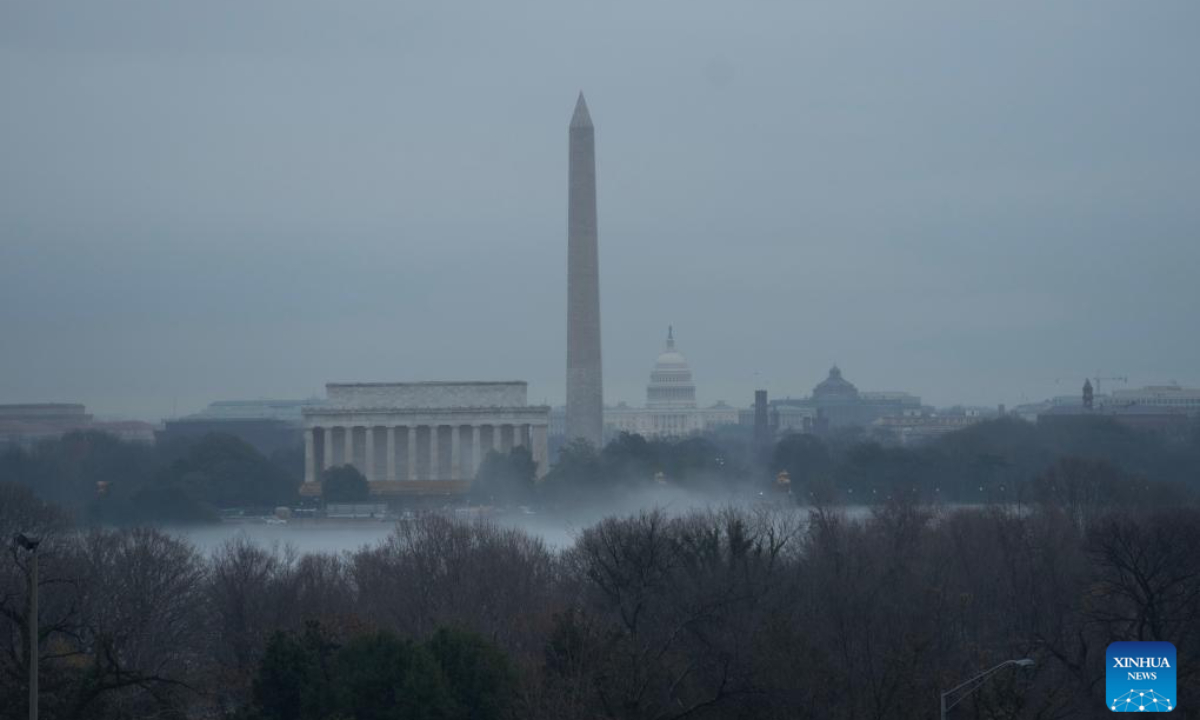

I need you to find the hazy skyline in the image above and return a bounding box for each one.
[2,2,1198,420]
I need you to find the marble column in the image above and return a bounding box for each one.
[344,426,355,471]
[304,428,315,483]
[323,427,334,470]
[490,424,501,453]
[386,426,396,482]
[364,427,375,481]
[429,425,440,480]
[471,425,481,477]
[451,426,461,479]
[512,424,524,448]
[407,425,417,481]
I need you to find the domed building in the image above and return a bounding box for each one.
[812,365,859,406]
[603,327,738,440]
[646,327,697,408]
[772,365,923,430]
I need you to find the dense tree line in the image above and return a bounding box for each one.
[246,624,516,720]
[519,415,1200,513]
[1,478,1197,719]
[0,431,302,523]
[3,415,1197,520]
[471,447,539,506]
[320,465,371,503]
[770,415,1200,505]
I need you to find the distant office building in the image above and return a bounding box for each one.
[872,413,987,446]
[182,399,316,423]
[1011,393,1107,423]
[1038,380,1191,436]
[1108,384,1200,415]
[302,381,550,498]
[156,398,317,455]
[1039,404,1190,436]
[936,405,1004,420]
[1015,382,1199,425]
[0,403,92,425]
[739,403,817,435]
[0,403,154,449]
[0,404,92,448]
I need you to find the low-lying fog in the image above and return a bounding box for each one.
[171,514,591,554]
[169,500,892,555]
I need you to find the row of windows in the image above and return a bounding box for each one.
[1117,398,1200,407]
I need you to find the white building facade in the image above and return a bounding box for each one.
[1109,384,1200,414]
[603,329,739,441]
[302,382,550,497]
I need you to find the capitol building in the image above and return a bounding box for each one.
[547,330,937,446]
[589,328,740,441]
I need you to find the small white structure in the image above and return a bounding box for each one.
[302,382,550,497]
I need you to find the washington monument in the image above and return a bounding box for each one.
[566,92,604,447]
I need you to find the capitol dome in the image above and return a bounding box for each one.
[646,327,697,408]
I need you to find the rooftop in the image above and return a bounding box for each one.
[327,381,527,388]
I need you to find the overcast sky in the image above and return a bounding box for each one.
[2,2,1197,420]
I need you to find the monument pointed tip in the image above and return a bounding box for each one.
[571,92,592,129]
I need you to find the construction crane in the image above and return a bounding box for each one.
[1091,375,1128,398]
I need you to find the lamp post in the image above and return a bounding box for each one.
[940,658,1034,720]
[14,534,40,720]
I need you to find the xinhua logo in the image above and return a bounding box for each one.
[1107,641,1176,712]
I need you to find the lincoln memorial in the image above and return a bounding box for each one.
[302,382,550,497]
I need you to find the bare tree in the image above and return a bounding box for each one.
[65,527,209,718]
[205,536,300,711]
[1086,509,1200,644]
[352,515,562,688]
[555,507,804,720]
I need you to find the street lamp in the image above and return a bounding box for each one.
[940,657,1035,720]
[14,534,40,720]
